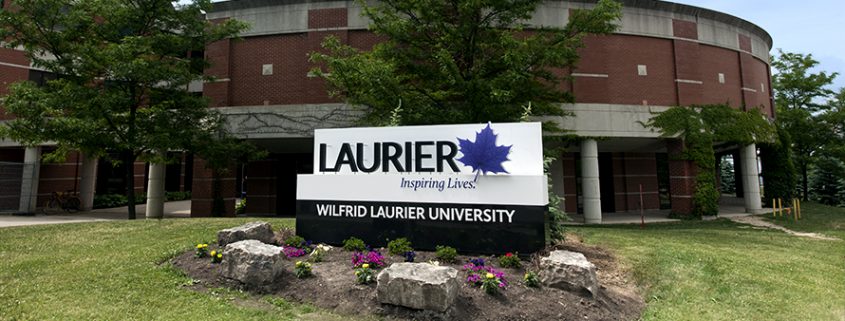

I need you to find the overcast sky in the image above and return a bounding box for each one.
[673,0,845,92]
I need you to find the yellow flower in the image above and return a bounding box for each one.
[202,244,208,248]
[196,244,203,249]
[296,261,303,267]
[362,264,370,269]
[210,250,216,256]
[217,254,222,258]
[486,273,495,279]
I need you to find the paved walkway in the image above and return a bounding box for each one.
[0,200,191,228]
[728,215,840,241]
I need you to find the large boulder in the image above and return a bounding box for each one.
[217,221,275,246]
[376,263,460,312]
[221,240,286,287]
[539,250,599,296]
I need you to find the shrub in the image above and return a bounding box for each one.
[498,252,522,268]
[355,263,375,284]
[294,261,312,278]
[342,237,367,252]
[523,271,540,288]
[435,245,458,263]
[165,191,191,201]
[235,198,247,214]
[387,237,413,256]
[284,235,305,248]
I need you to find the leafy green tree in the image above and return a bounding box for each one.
[809,156,845,206]
[771,50,838,200]
[309,0,622,129]
[0,0,248,219]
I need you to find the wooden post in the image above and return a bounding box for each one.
[778,198,782,217]
[772,199,776,217]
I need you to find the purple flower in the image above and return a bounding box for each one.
[352,250,386,268]
[470,258,486,267]
[404,251,416,262]
[283,246,307,258]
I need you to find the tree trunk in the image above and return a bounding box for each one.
[124,150,136,220]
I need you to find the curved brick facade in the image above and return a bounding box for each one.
[0,0,773,218]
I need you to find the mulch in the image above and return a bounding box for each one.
[171,233,644,321]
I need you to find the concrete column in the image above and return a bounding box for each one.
[78,154,98,211]
[581,139,602,224]
[145,159,166,219]
[740,144,762,213]
[549,155,565,211]
[18,146,41,213]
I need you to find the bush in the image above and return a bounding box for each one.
[165,191,191,201]
[92,193,148,209]
[523,271,540,288]
[342,237,367,252]
[284,235,306,248]
[387,237,413,256]
[294,261,312,279]
[498,252,522,268]
[435,245,457,263]
[355,264,375,284]
[235,198,247,214]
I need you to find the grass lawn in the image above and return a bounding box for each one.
[0,217,365,321]
[0,203,843,320]
[568,202,845,321]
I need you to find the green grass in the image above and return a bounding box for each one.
[0,218,362,321]
[568,202,845,321]
[1,204,843,320]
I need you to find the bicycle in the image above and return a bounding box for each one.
[44,190,81,213]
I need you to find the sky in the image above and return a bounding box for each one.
[674,0,845,92]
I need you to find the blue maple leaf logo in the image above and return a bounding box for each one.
[456,123,512,177]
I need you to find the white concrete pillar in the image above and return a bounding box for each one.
[549,155,565,211]
[18,146,41,213]
[78,154,98,211]
[145,159,166,219]
[581,139,602,224]
[740,144,762,213]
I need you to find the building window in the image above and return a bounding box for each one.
[637,65,648,76]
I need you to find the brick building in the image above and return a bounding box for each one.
[0,0,773,222]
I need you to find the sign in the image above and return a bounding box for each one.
[296,122,548,253]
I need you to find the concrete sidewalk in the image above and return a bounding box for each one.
[0,200,191,228]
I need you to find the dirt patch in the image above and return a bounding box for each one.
[729,216,840,241]
[172,237,644,321]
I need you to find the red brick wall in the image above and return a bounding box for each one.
[574,34,678,106]
[667,139,696,215]
[190,158,236,217]
[700,44,743,107]
[0,48,29,120]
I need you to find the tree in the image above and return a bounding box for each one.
[759,124,797,205]
[719,156,736,194]
[0,0,248,219]
[771,50,838,200]
[309,0,622,129]
[809,156,845,206]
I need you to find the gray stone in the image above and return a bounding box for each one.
[539,250,599,296]
[217,221,275,246]
[221,240,286,287]
[376,263,460,312]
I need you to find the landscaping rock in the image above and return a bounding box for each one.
[376,263,460,312]
[221,240,286,287]
[539,250,598,296]
[217,221,275,246]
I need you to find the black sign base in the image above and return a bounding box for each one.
[296,199,547,254]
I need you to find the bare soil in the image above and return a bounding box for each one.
[172,234,644,321]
